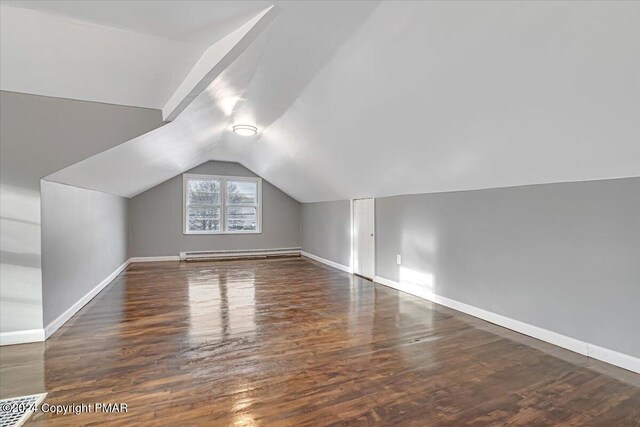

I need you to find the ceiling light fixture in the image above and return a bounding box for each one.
[233,124,257,136]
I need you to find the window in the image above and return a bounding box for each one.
[184,174,261,234]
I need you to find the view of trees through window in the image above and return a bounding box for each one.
[185,176,259,233]
[226,180,258,231]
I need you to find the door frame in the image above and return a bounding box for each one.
[351,198,375,279]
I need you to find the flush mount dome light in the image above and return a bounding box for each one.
[233,124,257,136]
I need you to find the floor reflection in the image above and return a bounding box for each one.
[1,257,638,425]
[0,340,45,398]
[187,267,256,345]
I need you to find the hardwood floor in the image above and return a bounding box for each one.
[1,257,639,426]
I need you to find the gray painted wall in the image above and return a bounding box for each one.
[301,200,351,267]
[0,183,42,333]
[376,177,640,358]
[130,161,301,257]
[0,91,163,191]
[41,180,129,326]
[0,91,163,333]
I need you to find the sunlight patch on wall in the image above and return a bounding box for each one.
[399,266,435,296]
[0,184,43,332]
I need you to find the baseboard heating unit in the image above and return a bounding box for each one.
[180,247,302,262]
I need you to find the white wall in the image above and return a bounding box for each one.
[0,184,43,334]
[41,180,129,329]
[0,90,162,339]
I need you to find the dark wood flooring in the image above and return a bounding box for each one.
[1,257,639,426]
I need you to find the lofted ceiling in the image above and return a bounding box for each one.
[2,1,639,202]
[2,0,271,46]
[0,1,271,108]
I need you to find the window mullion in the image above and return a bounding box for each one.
[222,177,227,232]
[185,174,260,234]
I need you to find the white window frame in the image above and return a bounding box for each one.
[183,174,262,235]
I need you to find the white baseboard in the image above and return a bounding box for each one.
[301,251,353,274]
[374,275,640,374]
[0,328,45,346]
[45,259,132,339]
[587,343,640,374]
[4,252,344,346]
[3,256,179,345]
[129,255,181,263]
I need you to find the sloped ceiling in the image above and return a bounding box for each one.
[0,1,271,108]
[3,1,640,202]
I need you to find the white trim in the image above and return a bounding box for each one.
[349,199,355,274]
[301,251,353,274]
[372,199,376,278]
[0,329,45,346]
[129,256,181,263]
[588,343,640,374]
[351,198,376,279]
[45,259,132,338]
[183,173,262,235]
[162,6,274,120]
[0,392,47,426]
[374,275,640,374]
[1,254,199,346]
[374,275,436,301]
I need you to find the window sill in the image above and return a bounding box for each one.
[184,231,262,235]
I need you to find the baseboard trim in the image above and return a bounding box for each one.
[587,343,640,374]
[0,328,45,346]
[44,259,132,339]
[4,253,286,345]
[301,251,353,274]
[374,275,640,374]
[129,256,181,263]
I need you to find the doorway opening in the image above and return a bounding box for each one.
[352,198,375,280]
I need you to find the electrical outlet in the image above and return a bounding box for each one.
[396,254,402,265]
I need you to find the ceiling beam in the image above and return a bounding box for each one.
[162,5,276,122]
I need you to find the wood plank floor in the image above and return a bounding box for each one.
[1,257,639,426]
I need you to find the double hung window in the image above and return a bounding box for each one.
[184,174,261,234]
